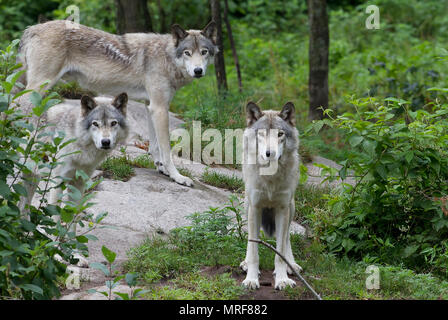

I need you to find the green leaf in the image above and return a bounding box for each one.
[0,229,11,238]
[21,219,36,232]
[1,81,13,93]
[404,151,414,164]
[0,250,14,257]
[89,262,110,276]
[19,284,43,295]
[313,121,324,134]
[403,244,419,258]
[349,135,363,147]
[101,245,116,264]
[12,184,27,197]
[66,185,82,202]
[125,272,138,287]
[0,96,8,112]
[95,212,108,223]
[133,288,149,298]
[29,91,42,107]
[342,239,355,252]
[84,234,98,241]
[430,160,440,175]
[362,139,377,156]
[6,70,25,87]
[60,210,74,223]
[13,89,33,101]
[299,164,308,184]
[339,166,347,180]
[114,292,130,300]
[106,280,118,289]
[0,181,11,198]
[375,164,387,180]
[75,169,89,181]
[76,235,89,243]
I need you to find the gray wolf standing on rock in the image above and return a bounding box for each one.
[18,19,218,187]
[240,101,302,290]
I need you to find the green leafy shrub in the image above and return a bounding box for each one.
[310,95,448,274]
[88,245,148,300]
[0,41,104,299]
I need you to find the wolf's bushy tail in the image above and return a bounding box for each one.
[261,207,275,237]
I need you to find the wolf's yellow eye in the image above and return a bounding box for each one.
[184,51,191,57]
[278,131,284,137]
[92,121,99,127]
[111,121,117,127]
[201,49,208,56]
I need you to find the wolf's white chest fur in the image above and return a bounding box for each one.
[243,155,299,208]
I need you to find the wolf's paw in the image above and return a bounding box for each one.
[171,172,193,187]
[274,277,296,290]
[240,260,248,272]
[240,261,261,276]
[73,253,89,268]
[242,277,260,290]
[156,162,169,176]
[287,262,303,275]
[54,253,89,268]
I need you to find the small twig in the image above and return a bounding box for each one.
[249,238,322,300]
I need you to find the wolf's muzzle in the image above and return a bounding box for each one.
[101,138,111,149]
[194,67,203,78]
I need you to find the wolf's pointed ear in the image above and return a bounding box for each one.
[279,102,296,126]
[81,95,97,117]
[112,92,128,116]
[246,101,263,126]
[171,24,189,47]
[201,21,217,45]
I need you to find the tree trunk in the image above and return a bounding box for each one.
[155,0,168,33]
[210,0,228,92]
[115,0,152,34]
[308,0,329,121]
[223,0,242,92]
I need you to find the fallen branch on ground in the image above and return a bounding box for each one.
[249,238,323,300]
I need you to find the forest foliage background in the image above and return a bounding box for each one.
[1,0,448,299]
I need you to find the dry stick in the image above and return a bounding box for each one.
[223,0,242,92]
[249,239,323,300]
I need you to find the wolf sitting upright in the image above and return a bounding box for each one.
[18,20,218,187]
[240,101,302,290]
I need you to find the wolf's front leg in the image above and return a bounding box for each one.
[49,175,89,268]
[146,89,193,187]
[274,208,296,290]
[146,106,162,169]
[242,205,261,289]
[286,199,302,275]
[49,185,63,224]
[18,171,39,218]
[67,178,89,267]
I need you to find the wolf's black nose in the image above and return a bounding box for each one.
[266,151,271,157]
[194,67,203,76]
[101,139,111,148]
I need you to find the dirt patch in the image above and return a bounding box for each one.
[200,265,314,300]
